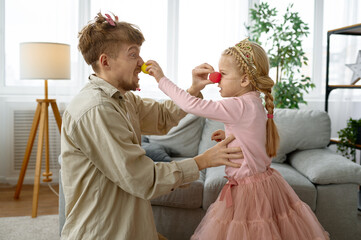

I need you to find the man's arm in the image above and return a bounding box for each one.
[131,94,188,136]
[130,91,202,136]
[70,103,199,200]
[133,61,208,136]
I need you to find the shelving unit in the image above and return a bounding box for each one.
[325,23,361,212]
[325,23,361,152]
[325,23,361,112]
[330,138,361,149]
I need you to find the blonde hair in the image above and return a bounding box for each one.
[224,41,280,157]
[78,12,145,72]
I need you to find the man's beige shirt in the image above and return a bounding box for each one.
[60,75,200,239]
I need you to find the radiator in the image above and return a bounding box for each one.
[13,110,61,172]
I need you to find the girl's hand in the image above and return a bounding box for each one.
[194,135,243,170]
[146,60,165,82]
[211,130,225,142]
[187,63,214,96]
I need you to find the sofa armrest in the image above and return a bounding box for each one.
[288,148,361,185]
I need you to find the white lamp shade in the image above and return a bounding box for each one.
[20,42,71,80]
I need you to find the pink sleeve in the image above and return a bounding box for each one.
[158,77,243,124]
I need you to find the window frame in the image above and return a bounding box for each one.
[306,0,324,100]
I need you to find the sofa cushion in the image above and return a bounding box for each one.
[146,114,205,157]
[197,109,331,163]
[203,163,317,211]
[273,109,331,163]
[288,148,361,185]
[198,119,224,154]
[141,140,172,162]
[151,159,205,209]
[271,163,317,211]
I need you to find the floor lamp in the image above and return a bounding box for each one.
[14,42,70,218]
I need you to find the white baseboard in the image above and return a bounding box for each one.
[3,175,59,185]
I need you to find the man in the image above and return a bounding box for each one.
[60,12,242,239]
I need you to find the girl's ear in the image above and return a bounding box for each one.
[99,54,110,69]
[240,74,251,87]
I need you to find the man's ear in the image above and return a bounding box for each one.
[99,54,110,69]
[240,74,251,87]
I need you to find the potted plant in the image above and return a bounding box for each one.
[337,118,361,162]
[246,2,315,109]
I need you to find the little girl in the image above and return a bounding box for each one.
[147,38,329,239]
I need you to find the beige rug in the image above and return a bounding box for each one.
[0,215,59,240]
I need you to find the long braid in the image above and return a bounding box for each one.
[250,74,279,157]
[263,90,279,157]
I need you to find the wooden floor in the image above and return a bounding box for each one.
[0,184,59,217]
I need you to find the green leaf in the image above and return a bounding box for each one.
[247,1,313,109]
[337,118,361,161]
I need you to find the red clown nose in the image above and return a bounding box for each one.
[209,72,222,83]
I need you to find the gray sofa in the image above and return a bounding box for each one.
[59,108,361,240]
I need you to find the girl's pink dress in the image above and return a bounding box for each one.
[158,77,329,240]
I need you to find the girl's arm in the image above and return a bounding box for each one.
[159,77,242,124]
[146,60,244,124]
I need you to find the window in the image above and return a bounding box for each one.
[1,0,251,99]
[90,0,169,99]
[255,0,316,98]
[178,0,249,99]
[3,1,358,102]
[3,0,81,95]
[90,0,250,99]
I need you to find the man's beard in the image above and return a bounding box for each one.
[119,80,138,92]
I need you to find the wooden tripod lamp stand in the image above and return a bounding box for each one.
[14,42,70,218]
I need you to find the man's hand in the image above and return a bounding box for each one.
[146,60,165,82]
[187,63,214,96]
[194,135,243,170]
[211,130,226,142]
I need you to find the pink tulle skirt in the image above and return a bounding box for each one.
[191,168,329,240]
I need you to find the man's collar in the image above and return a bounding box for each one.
[89,74,123,100]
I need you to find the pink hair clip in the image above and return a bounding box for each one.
[105,14,115,26]
[267,114,274,119]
